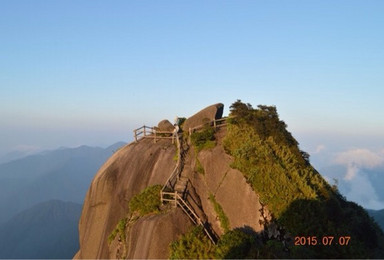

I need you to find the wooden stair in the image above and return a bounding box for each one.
[160,132,218,244]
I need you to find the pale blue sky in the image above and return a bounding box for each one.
[1,0,384,156]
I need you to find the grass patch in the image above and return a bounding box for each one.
[190,125,216,152]
[173,153,178,162]
[129,185,162,216]
[195,158,205,175]
[209,194,230,233]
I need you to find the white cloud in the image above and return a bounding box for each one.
[334,148,384,180]
[314,144,326,154]
[335,149,383,168]
[345,171,384,210]
[344,164,359,181]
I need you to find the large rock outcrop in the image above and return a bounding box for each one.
[182,103,224,131]
[75,103,269,259]
[75,102,384,259]
[74,139,183,259]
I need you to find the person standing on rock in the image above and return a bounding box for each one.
[174,117,180,133]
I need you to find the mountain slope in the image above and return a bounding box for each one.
[0,142,125,224]
[0,200,82,259]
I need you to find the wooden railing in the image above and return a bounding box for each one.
[133,125,176,143]
[160,191,217,244]
[160,131,182,203]
[188,117,228,135]
[176,193,217,244]
[160,164,180,203]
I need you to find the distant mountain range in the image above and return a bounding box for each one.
[0,142,126,259]
[0,200,82,259]
[0,142,126,224]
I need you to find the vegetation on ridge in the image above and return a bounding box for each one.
[223,100,331,218]
[221,100,384,258]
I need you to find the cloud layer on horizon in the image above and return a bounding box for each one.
[318,147,384,210]
[334,148,384,180]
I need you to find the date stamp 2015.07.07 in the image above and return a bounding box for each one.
[294,236,351,246]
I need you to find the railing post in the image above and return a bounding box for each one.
[134,130,137,142]
[143,125,146,137]
[174,192,178,208]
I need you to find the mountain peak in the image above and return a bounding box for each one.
[75,101,384,259]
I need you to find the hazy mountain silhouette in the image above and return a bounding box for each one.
[0,142,126,224]
[0,149,41,164]
[368,209,384,231]
[0,200,82,259]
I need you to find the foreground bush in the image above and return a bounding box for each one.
[129,185,162,216]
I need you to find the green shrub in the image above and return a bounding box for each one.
[169,226,215,259]
[209,194,230,233]
[108,217,127,244]
[190,125,216,152]
[215,229,254,259]
[129,185,162,216]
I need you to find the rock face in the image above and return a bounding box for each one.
[189,129,264,236]
[182,103,224,131]
[157,119,175,132]
[75,103,267,259]
[75,138,181,259]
